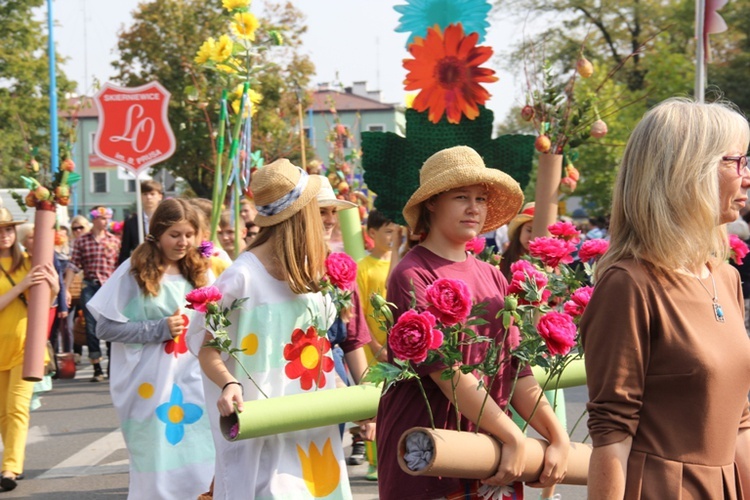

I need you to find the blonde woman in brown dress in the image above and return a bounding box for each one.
[581,98,750,498]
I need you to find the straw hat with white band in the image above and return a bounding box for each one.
[252,159,322,227]
[315,176,357,209]
[402,146,524,234]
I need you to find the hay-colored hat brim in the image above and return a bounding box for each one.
[0,207,25,227]
[318,199,357,209]
[507,213,533,242]
[403,166,524,234]
[0,220,25,228]
[253,175,322,227]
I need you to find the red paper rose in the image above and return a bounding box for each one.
[563,286,594,318]
[465,236,486,254]
[548,221,581,242]
[325,252,357,290]
[578,239,609,263]
[537,311,577,356]
[425,278,472,326]
[529,237,576,268]
[185,286,223,313]
[389,310,444,363]
[729,234,749,265]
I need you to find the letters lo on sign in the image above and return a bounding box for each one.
[93,82,176,175]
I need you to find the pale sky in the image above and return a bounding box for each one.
[51,0,538,125]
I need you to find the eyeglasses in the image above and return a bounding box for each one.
[722,155,750,176]
[71,226,84,231]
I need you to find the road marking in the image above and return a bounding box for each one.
[37,429,127,479]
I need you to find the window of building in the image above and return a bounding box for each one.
[125,179,137,193]
[304,127,314,141]
[335,125,351,148]
[367,124,385,132]
[91,171,108,193]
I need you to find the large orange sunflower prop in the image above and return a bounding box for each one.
[403,23,497,124]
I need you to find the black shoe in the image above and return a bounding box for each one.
[347,441,366,465]
[1,475,17,491]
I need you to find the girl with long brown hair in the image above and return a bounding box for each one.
[87,198,215,499]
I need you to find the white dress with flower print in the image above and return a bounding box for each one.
[187,251,352,500]
[88,261,215,499]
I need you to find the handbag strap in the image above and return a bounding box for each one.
[0,263,28,307]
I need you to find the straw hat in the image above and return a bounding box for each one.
[402,146,524,234]
[0,208,25,228]
[252,159,322,227]
[316,176,356,209]
[507,202,535,241]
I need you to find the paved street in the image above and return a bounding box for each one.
[3,362,589,499]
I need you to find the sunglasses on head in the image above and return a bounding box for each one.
[72,226,84,231]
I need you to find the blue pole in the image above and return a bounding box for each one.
[47,0,59,173]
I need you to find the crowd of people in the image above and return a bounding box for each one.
[0,97,748,499]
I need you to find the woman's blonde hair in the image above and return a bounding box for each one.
[130,198,209,296]
[247,199,326,295]
[597,98,750,279]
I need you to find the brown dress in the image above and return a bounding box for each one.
[581,259,750,499]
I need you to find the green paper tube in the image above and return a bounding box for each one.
[220,384,380,441]
[338,207,366,261]
[532,358,587,389]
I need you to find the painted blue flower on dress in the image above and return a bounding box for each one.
[394,0,492,47]
[155,384,203,445]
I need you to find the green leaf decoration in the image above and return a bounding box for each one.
[362,105,536,225]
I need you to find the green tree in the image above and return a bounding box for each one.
[112,0,315,198]
[0,0,76,188]
[494,0,747,215]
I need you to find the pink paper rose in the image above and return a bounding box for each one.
[325,252,357,290]
[548,221,581,242]
[185,286,223,313]
[578,239,609,263]
[389,310,444,363]
[465,236,486,254]
[425,278,472,326]
[563,286,594,317]
[537,311,577,356]
[507,260,549,303]
[729,234,749,265]
[529,237,576,268]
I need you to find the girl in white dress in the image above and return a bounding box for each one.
[189,159,353,499]
[88,198,215,499]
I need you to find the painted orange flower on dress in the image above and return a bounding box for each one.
[403,23,498,124]
[283,326,334,390]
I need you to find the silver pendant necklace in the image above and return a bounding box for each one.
[693,270,725,323]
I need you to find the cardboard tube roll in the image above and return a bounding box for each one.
[337,207,366,262]
[397,427,591,485]
[220,384,380,441]
[23,209,56,382]
[531,153,563,239]
[532,358,587,389]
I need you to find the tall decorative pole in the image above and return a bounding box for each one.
[695,0,706,103]
[47,0,59,173]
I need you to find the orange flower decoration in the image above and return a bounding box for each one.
[283,326,334,390]
[403,23,497,124]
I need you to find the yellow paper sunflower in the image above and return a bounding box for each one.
[231,11,259,41]
[210,34,234,63]
[231,85,262,116]
[403,23,498,124]
[222,0,250,12]
[194,38,216,65]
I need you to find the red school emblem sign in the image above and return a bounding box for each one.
[93,81,176,175]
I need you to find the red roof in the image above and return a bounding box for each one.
[311,90,395,113]
[59,96,99,118]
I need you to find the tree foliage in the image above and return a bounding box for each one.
[494,0,749,215]
[0,0,76,188]
[112,0,315,198]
